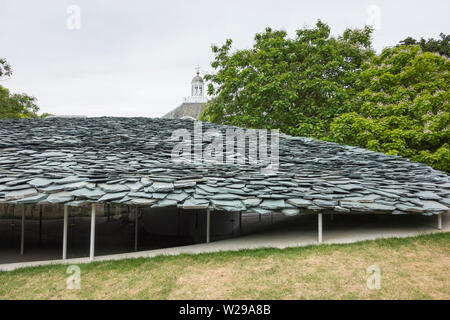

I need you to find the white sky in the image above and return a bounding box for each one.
[0,0,449,117]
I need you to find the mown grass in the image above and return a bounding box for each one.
[0,232,449,300]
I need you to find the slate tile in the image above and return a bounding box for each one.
[98,192,129,202]
[5,188,38,200]
[46,192,74,204]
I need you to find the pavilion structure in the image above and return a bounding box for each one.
[0,117,448,262]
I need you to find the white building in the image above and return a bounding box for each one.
[163,70,208,120]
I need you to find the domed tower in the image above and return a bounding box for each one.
[162,68,208,119]
[191,71,205,98]
[185,68,207,103]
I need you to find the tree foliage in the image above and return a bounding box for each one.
[398,33,449,57]
[0,58,42,119]
[0,58,12,79]
[0,86,40,119]
[200,21,374,138]
[329,45,450,172]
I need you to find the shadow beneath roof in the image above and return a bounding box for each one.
[0,203,445,265]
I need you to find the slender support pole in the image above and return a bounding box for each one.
[177,209,181,236]
[195,210,198,230]
[9,204,13,246]
[39,205,42,245]
[318,213,323,243]
[259,213,261,223]
[231,212,234,234]
[239,212,242,236]
[330,213,334,221]
[437,213,442,230]
[20,206,25,255]
[89,203,96,261]
[206,208,210,243]
[134,207,138,252]
[63,205,68,260]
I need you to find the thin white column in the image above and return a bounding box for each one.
[63,205,68,260]
[318,213,323,243]
[39,205,42,245]
[89,203,96,261]
[134,207,138,252]
[239,212,242,236]
[437,213,442,230]
[20,206,25,255]
[206,208,211,243]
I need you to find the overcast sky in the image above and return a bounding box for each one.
[1,0,449,117]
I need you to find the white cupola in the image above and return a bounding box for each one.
[191,71,204,97]
[184,68,207,103]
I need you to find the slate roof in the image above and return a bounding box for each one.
[0,117,449,216]
[162,102,206,120]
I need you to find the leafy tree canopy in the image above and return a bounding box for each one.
[200,21,374,138]
[329,45,450,172]
[0,58,43,119]
[0,58,12,79]
[0,86,40,119]
[398,33,449,57]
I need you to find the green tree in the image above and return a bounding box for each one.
[330,45,450,172]
[200,21,374,138]
[0,86,39,119]
[0,58,42,119]
[398,33,449,57]
[0,58,12,79]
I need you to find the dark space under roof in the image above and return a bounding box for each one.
[0,117,449,216]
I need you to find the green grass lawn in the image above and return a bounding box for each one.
[1,232,449,300]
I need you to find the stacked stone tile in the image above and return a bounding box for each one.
[0,117,449,216]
